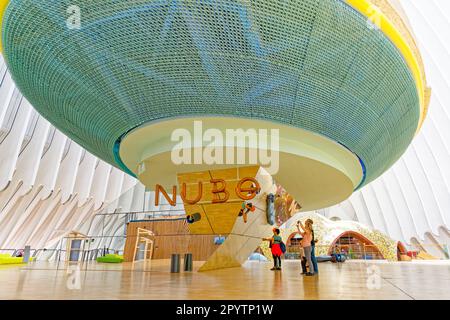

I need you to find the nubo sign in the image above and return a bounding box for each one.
[155,177,261,206]
[170,121,280,175]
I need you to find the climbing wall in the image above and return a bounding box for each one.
[178,166,276,271]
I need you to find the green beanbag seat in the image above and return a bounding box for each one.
[96,254,124,263]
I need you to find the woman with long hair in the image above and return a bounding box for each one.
[306,219,319,274]
[297,220,315,276]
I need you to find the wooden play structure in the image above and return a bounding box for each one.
[131,228,154,262]
[123,218,217,262]
[66,231,89,262]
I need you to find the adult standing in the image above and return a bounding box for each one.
[297,236,308,275]
[297,220,315,276]
[306,219,319,274]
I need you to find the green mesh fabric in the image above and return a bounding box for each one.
[2,0,419,187]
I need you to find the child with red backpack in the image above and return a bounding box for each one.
[263,228,285,270]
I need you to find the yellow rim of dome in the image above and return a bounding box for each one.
[0,0,8,53]
[345,0,427,133]
[0,0,427,132]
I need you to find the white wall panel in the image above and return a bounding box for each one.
[54,141,82,204]
[15,116,50,187]
[73,152,96,206]
[89,161,112,210]
[0,98,31,190]
[35,130,67,198]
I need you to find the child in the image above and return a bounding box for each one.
[263,228,283,270]
[238,202,256,223]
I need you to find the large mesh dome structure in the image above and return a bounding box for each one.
[1,0,426,188]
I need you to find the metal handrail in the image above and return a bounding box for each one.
[2,241,449,262]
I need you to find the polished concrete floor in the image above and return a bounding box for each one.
[0,259,449,300]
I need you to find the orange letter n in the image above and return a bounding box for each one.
[155,184,177,206]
